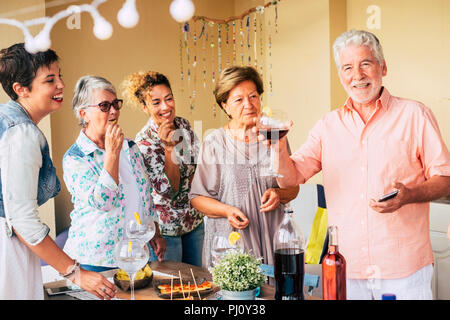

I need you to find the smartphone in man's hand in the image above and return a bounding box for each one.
[378,190,399,202]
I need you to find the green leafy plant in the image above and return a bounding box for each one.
[211,250,265,292]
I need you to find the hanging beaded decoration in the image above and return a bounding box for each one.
[183,22,191,83]
[225,22,230,68]
[179,23,184,95]
[232,21,237,65]
[191,22,198,113]
[200,21,207,89]
[193,23,198,68]
[213,22,218,120]
[258,6,265,76]
[217,23,222,74]
[246,15,251,66]
[183,22,194,112]
[187,0,283,121]
[209,22,215,85]
[240,19,244,66]
[275,1,279,34]
[268,6,274,97]
[253,12,258,68]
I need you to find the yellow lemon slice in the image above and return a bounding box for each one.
[128,240,133,253]
[228,232,241,246]
[262,106,273,117]
[134,269,145,280]
[144,264,153,277]
[133,212,141,225]
[116,269,130,280]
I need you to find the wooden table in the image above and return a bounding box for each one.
[44,261,321,300]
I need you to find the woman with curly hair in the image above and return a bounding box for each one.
[122,71,204,267]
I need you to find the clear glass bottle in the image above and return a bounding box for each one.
[273,204,306,300]
[322,225,347,300]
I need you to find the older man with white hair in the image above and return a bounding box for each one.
[273,29,450,300]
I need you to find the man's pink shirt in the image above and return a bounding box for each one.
[291,87,450,279]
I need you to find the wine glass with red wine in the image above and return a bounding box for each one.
[257,108,292,177]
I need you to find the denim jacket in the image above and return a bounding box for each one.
[0,100,60,243]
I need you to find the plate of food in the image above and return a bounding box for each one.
[114,264,153,291]
[153,278,214,299]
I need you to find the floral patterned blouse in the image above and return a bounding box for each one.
[135,116,203,237]
[62,130,154,267]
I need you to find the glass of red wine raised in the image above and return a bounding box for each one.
[257,108,292,177]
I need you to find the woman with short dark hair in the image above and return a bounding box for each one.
[0,43,116,299]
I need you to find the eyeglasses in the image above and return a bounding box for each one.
[87,99,123,112]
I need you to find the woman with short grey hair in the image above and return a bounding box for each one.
[72,76,117,127]
[62,75,166,272]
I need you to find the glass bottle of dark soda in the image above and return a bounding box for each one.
[273,204,305,300]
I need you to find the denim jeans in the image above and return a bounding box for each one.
[150,222,204,267]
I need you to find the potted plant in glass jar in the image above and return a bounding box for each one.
[210,250,265,300]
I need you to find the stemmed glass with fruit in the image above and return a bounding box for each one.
[210,231,242,270]
[114,238,149,300]
[126,211,156,244]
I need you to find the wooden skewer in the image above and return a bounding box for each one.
[178,270,186,299]
[170,275,174,300]
[190,268,202,300]
[187,282,191,299]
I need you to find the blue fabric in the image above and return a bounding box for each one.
[0,100,60,219]
[149,222,204,267]
[80,264,117,272]
[41,229,69,266]
[260,263,320,288]
[316,184,329,263]
[316,184,327,208]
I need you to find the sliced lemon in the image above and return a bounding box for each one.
[144,264,153,277]
[262,106,273,117]
[128,240,133,253]
[134,269,145,280]
[228,231,241,246]
[116,269,129,280]
[133,212,142,225]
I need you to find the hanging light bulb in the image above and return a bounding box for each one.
[170,0,195,23]
[24,35,38,54]
[33,28,52,52]
[93,15,113,40]
[117,0,139,28]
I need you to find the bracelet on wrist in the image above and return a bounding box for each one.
[60,260,81,279]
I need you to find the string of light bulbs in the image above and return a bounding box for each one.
[0,0,196,53]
